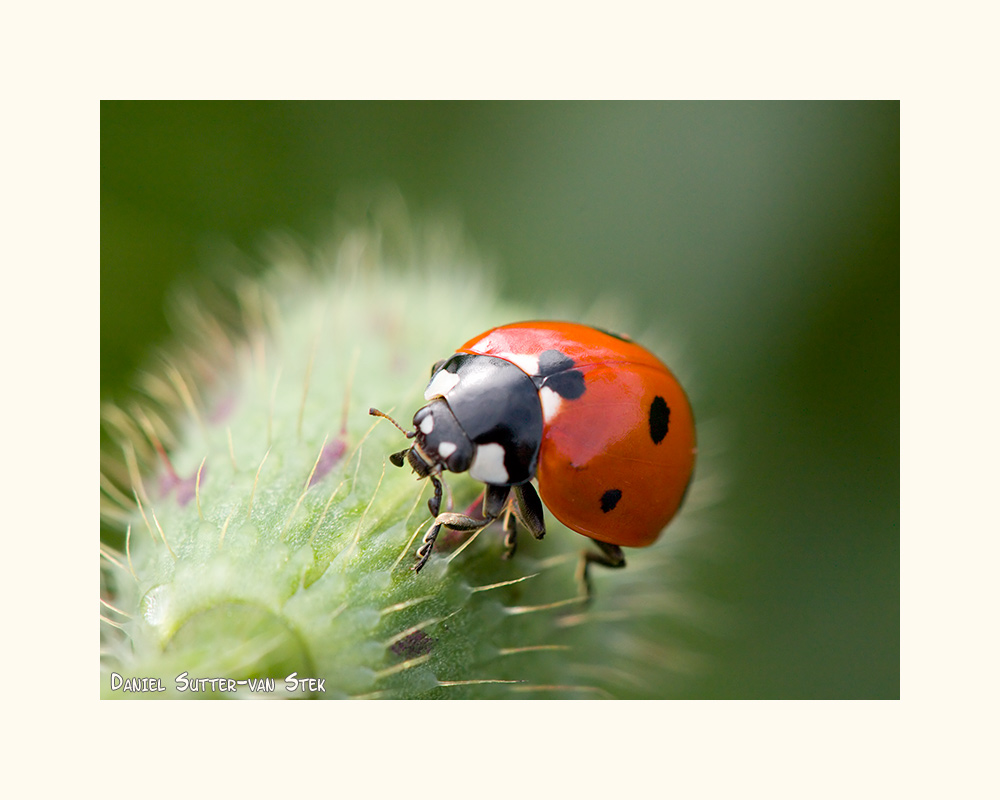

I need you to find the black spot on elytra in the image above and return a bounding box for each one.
[600,488,622,513]
[537,349,574,376]
[534,350,585,399]
[649,396,670,444]
[544,370,585,399]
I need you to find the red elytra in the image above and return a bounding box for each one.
[456,321,696,548]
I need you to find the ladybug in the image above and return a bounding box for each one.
[370,321,696,597]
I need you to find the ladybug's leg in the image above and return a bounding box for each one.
[501,511,518,560]
[427,474,443,517]
[512,483,546,540]
[414,522,443,573]
[414,485,510,572]
[576,541,626,602]
[481,484,511,520]
[500,484,545,560]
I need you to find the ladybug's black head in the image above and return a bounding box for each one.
[411,399,474,474]
[369,401,475,479]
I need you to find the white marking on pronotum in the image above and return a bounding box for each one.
[539,386,563,422]
[437,441,457,458]
[419,414,434,434]
[469,443,509,484]
[500,351,540,376]
[424,369,460,400]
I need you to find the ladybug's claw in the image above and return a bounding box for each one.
[413,488,510,572]
[414,523,442,573]
[575,541,626,604]
[412,513,478,571]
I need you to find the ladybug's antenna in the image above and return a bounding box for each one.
[369,407,416,439]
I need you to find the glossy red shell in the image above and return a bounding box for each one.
[458,321,696,548]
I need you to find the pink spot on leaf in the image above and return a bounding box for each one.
[159,462,205,507]
[390,630,435,659]
[308,438,347,487]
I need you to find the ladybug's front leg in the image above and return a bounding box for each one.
[414,485,511,572]
[427,473,444,517]
[576,541,626,603]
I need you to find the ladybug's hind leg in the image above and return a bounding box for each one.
[414,484,510,572]
[576,541,626,603]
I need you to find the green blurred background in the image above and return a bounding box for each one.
[101,101,898,698]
